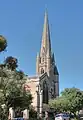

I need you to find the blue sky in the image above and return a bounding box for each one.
[0,0,83,93]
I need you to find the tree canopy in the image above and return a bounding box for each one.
[0,57,32,119]
[49,87,83,115]
[0,35,33,119]
[0,35,7,52]
[4,56,18,70]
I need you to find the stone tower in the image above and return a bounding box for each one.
[26,11,59,114]
[36,11,51,76]
[36,11,59,97]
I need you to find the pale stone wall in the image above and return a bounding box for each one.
[26,76,39,110]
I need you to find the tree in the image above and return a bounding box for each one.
[29,105,37,118]
[49,87,83,116]
[0,61,32,119]
[49,97,68,113]
[61,88,83,113]
[4,56,18,70]
[0,35,7,52]
[0,35,32,119]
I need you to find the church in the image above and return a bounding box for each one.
[26,11,59,116]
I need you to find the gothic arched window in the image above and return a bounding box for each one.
[41,68,44,74]
[43,81,48,104]
[39,58,41,63]
[42,58,44,62]
[53,80,56,98]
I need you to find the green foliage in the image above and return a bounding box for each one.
[61,87,83,113]
[0,36,32,119]
[0,63,32,119]
[29,105,37,118]
[49,97,69,112]
[49,87,83,115]
[4,56,18,70]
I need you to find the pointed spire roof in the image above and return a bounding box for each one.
[40,10,51,57]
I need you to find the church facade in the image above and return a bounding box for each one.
[26,11,59,115]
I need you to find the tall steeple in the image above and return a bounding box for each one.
[36,11,52,75]
[36,10,58,77]
[36,11,59,105]
[40,11,51,57]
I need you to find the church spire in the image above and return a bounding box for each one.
[40,10,51,57]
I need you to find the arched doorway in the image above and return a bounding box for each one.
[43,81,48,104]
